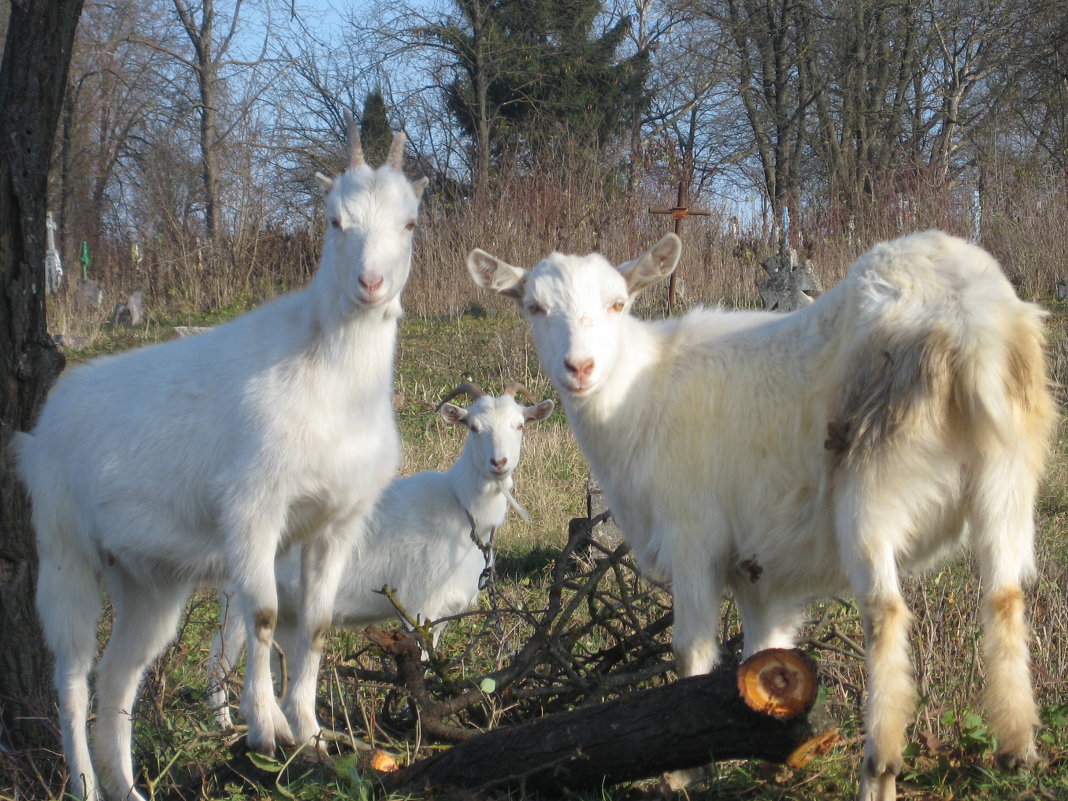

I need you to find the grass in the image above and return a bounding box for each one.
[8,272,1068,801]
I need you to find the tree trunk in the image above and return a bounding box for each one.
[0,0,84,750]
[376,631,825,795]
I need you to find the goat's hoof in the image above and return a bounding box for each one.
[271,703,296,747]
[995,747,1042,773]
[245,730,277,757]
[857,770,897,801]
[243,707,294,754]
[282,707,322,749]
[657,765,711,792]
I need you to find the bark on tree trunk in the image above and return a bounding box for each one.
[375,630,825,795]
[0,0,84,750]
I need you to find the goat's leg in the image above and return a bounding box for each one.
[658,540,728,791]
[282,524,352,745]
[36,552,102,801]
[838,491,916,801]
[231,556,293,753]
[970,452,1040,769]
[734,588,806,658]
[208,585,247,731]
[93,570,190,801]
[670,548,727,678]
[226,499,293,755]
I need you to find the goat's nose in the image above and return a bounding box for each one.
[491,457,508,468]
[564,358,595,381]
[360,273,384,293]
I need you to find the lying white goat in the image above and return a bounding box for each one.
[468,230,1055,801]
[207,382,554,730]
[14,113,427,801]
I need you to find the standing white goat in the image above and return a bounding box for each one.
[13,113,427,801]
[467,230,1055,801]
[207,382,554,730]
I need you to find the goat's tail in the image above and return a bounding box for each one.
[830,231,1056,476]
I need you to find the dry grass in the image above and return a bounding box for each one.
[13,166,1068,800]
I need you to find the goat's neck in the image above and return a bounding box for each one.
[561,315,666,472]
[300,262,403,371]
[448,449,510,538]
[308,247,407,329]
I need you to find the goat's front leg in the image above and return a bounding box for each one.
[227,501,293,755]
[658,539,728,792]
[670,534,728,678]
[282,520,354,745]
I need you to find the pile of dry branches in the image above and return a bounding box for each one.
[341,512,679,742]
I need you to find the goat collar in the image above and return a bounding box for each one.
[464,507,496,591]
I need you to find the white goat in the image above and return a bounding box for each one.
[207,382,554,729]
[13,113,427,801]
[467,230,1055,801]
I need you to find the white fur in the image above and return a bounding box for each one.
[468,230,1055,801]
[14,125,427,801]
[207,389,554,730]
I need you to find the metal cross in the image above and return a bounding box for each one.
[648,178,709,312]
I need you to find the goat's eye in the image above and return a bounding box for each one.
[471,424,482,433]
[330,218,341,229]
[608,298,626,314]
[516,423,525,431]
[404,221,416,232]
[526,302,546,316]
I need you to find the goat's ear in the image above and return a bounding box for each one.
[618,233,682,296]
[467,249,527,300]
[412,176,429,201]
[314,172,334,194]
[438,402,468,426]
[524,399,555,423]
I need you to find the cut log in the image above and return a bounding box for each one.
[736,648,818,719]
[376,634,826,794]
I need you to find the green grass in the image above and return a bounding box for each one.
[8,302,1068,801]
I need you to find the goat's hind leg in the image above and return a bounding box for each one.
[37,552,103,801]
[837,486,916,801]
[93,568,191,801]
[970,449,1041,770]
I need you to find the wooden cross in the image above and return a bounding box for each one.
[648,179,709,312]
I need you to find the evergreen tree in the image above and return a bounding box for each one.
[435,0,648,178]
[360,89,393,166]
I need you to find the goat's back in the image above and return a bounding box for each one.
[276,471,488,628]
[830,230,1054,473]
[570,230,1053,592]
[16,288,401,578]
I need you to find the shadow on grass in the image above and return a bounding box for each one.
[495,545,560,582]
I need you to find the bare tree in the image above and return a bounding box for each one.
[991,0,1068,180]
[697,0,822,247]
[125,0,277,243]
[0,0,83,751]
[803,0,925,208]
[57,0,175,276]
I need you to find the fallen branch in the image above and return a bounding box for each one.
[379,646,825,794]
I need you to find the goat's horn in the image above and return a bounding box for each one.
[503,382,536,404]
[386,131,407,170]
[344,109,365,170]
[435,382,486,412]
